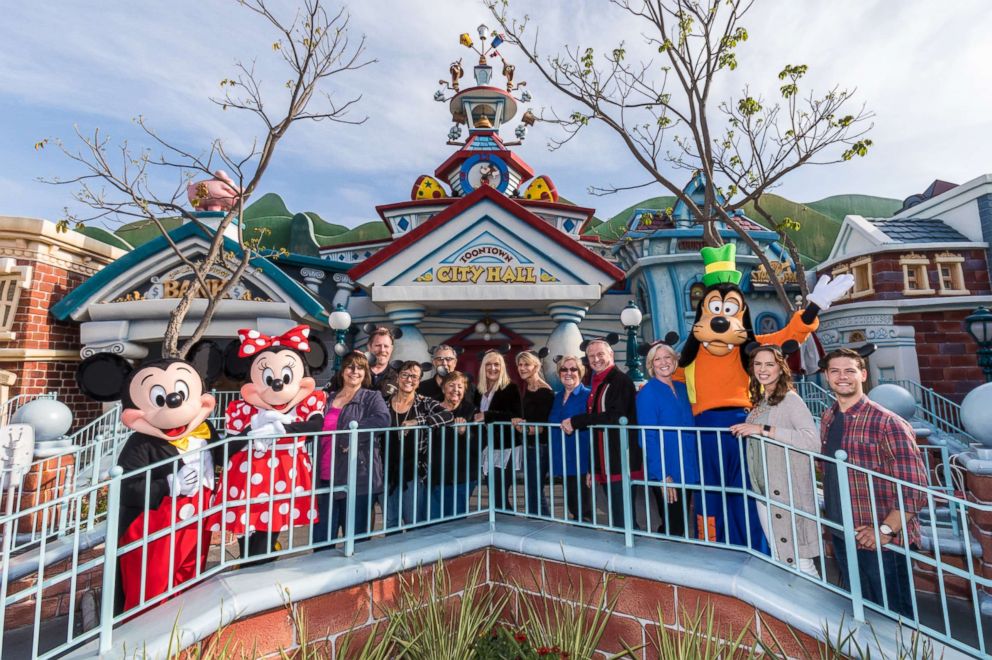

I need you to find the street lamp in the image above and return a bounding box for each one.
[329,303,352,371]
[620,300,645,382]
[964,306,992,382]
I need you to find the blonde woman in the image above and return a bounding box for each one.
[473,350,522,510]
[513,351,555,517]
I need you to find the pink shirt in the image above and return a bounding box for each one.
[319,406,343,480]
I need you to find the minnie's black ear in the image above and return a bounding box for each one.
[857,343,877,358]
[781,340,800,356]
[537,347,549,359]
[663,331,680,346]
[605,332,620,346]
[393,327,404,340]
[223,341,251,380]
[637,342,652,357]
[187,340,224,384]
[579,340,590,352]
[76,353,133,402]
[305,337,329,372]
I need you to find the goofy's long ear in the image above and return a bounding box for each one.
[187,340,224,385]
[76,353,133,402]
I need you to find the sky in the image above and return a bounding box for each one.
[1,0,990,231]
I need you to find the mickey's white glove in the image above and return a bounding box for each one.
[167,464,200,497]
[806,273,855,311]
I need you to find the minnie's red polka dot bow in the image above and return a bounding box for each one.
[237,325,312,357]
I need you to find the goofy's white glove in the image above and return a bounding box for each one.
[167,464,200,497]
[806,273,855,311]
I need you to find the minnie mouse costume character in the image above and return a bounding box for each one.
[76,344,223,613]
[221,324,326,559]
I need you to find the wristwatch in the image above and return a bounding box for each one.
[879,523,894,536]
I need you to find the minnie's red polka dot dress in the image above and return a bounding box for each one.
[218,393,325,534]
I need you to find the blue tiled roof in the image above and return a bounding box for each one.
[866,217,969,243]
[468,135,500,151]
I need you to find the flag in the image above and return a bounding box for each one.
[491,33,504,49]
[459,33,474,48]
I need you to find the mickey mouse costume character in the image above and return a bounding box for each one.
[677,244,853,551]
[220,325,326,560]
[76,344,223,613]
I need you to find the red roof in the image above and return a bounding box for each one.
[348,184,625,283]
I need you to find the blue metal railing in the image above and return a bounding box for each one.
[0,392,57,427]
[2,419,989,658]
[880,378,974,442]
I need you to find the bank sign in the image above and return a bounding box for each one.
[110,263,274,303]
[413,235,560,285]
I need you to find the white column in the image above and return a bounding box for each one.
[384,303,430,363]
[544,302,588,389]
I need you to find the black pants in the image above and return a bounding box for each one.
[652,486,686,537]
[241,530,279,564]
[561,475,592,522]
[489,467,516,511]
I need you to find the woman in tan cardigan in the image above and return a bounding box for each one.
[730,345,820,577]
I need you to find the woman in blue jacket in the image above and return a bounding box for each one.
[547,355,592,522]
[636,342,698,537]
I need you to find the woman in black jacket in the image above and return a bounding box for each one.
[513,350,554,517]
[429,370,478,519]
[473,350,522,510]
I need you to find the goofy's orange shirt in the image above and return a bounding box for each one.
[675,312,819,416]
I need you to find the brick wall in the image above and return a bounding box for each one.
[895,309,985,401]
[0,260,102,426]
[182,549,821,659]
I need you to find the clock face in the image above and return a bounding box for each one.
[459,154,510,194]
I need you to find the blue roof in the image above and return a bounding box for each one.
[866,217,969,243]
[50,223,330,324]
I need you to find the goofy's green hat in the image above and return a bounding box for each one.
[700,244,742,287]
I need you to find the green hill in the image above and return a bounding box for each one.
[740,194,841,263]
[243,192,291,219]
[585,196,678,241]
[805,194,901,223]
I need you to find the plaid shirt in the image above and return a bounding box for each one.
[820,396,928,546]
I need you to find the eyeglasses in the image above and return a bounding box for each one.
[398,373,419,380]
[559,367,580,373]
[434,356,456,363]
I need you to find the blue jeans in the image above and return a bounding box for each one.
[832,536,915,619]
[429,481,475,520]
[313,478,372,545]
[525,444,551,517]
[385,480,427,529]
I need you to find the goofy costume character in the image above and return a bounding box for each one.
[676,244,852,551]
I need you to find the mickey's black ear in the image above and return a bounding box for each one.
[305,337,329,372]
[579,340,590,352]
[187,340,223,384]
[420,361,432,372]
[857,343,877,358]
[553,355,563,364]
[781,340,800,356]
[76,353,132,402]
[389,359,403,371]
[637,342,652,357]
[361,323,377,335]
[537,347,549,359]
[348,325,360,337]
[223,341,251,380]
[744,341,762,357]
[606,332,620,346]
[664,331,680,346]
[455,346,465,355]
[500,343,512,355]
[393,327,404,340]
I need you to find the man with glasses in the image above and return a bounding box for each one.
[418,344,459,401]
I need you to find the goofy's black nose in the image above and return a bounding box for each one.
[709,316,730,333]
[270,380,284,392]
[165,392,184,409]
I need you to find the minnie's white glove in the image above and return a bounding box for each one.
[247,422,285,452]
[167,464,200,497]
[251,409,294,429]
[806,273,855,311]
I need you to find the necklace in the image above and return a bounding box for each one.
[392,400,413,428]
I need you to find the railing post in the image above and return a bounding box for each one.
[344,421,359,558]
[619,417,634,548]
[487,422,496,532]
[99,466,123,655]
[834,450,866,623]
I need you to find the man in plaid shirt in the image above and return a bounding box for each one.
[820,348,928,618]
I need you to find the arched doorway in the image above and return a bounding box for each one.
[442,320,533,388]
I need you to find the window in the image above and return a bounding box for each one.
[848,257,874,298]
[899,253,933,295]
[934,252,968,295]
[689,282,706,311]
[0,259,31,342]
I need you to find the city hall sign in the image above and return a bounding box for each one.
[414,241,560,285]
